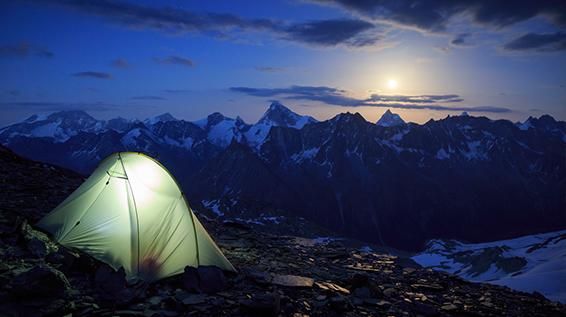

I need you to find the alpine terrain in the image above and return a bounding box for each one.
[2,103,564,252]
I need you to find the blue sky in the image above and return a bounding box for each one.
[1,0,565,126]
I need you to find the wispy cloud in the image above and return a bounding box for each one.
[131,95,166,100]
[111,58,130,68]
[163,89,192,93]
[369,94,463,103]
[72,71,113,79]
[451,33,473,47]
[231,85,511,113]
[154,56,195,67]
[255,66,287,73]
[0,42,54,58]
[503,32,566,52]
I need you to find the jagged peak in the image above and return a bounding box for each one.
[258,101,316,128]
[47,110,95,121]
[144,112,176,125]
[376,109,405,127]
[332,112,367,124]
[267,100,290,112]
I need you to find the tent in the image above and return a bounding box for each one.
[37,152,235,281]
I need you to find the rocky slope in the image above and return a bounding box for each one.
[1,144,566,316]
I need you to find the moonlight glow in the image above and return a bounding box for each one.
[387,79,398,89]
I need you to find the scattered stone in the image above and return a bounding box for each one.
[412,283,444,292]
[240,293,281,316]
[328,295,352,311]
[441,303,458,311]
[383,288,396,297]
[181,294,207,305]
[245,268,272,285]
[271,274,314,288]
[316,295,327,301]
[413,301,438,316]
[315,281,350,294]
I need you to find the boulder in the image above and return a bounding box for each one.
[182,266,227,293]
[20,221,58,258]
[94,263,127,297]
[7,264,70,297]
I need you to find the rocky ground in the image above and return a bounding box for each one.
[1,145,565,316]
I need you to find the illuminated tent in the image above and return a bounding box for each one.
[38,152,235,281]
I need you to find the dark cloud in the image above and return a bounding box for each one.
[451,33,472,46]
[503,32,566,52]
[163,89,192,93]
[154,56,195,67]
[44,0,277,34]
[312,0,566,32]
[231,85,510,113]
[39,0,383,48]
[72,71,113,79]
[282,19,381,47]
[131,95,166,100]
[369,94,463,103]
[364,103,511,113]
[230,86,361,106]
[111,58,130,68]
[0,42,54,58]
[255,66,287,73]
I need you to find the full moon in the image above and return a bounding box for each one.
[387,79,398,89]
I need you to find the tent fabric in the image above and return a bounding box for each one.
[37,152,235,281]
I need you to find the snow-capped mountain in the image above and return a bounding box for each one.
[192,102,318,148]
[144,112,176,126]
[376,109,405,127]
[1,105,565,251]
[190,112,566,250]
[0,101,317,174]
[0,110,102,142]
[194,112,249,148]
[258,101,317,128]
[412,230,566,303]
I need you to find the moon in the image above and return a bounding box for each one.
[387,79,398,89]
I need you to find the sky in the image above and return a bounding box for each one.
[1,0,565,126]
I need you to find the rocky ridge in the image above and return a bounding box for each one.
[1,145,565,316]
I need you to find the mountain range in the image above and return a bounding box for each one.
[1,103,565,250]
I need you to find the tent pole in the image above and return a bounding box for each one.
[119,153,141,276]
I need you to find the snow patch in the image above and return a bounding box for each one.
[436,148,450,160]
[202,199,224,217]
[413,230,566,303]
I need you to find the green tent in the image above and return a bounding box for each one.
[38,152,235,281]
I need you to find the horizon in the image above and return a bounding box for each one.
[2,101,561,128]
[1,1,566,127]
